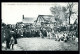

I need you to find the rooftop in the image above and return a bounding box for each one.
[22,17,35,23]
[35,15,56,23]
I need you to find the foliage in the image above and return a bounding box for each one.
[50,5,67,25]
[50,3,78,25]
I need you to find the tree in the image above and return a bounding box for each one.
[67,2,78,24]
[50,3,78,25]
[50,5,67,25]
[67,3,74,24]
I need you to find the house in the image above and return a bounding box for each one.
[22,15,35,23]
[16,15,36,32]
[22,15,36,30]
[34,15,56,30]
[16,15,35,28]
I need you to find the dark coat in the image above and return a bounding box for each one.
[4,28,11,48]
[11,32,17,44]
[1,28,6,43]
[5,29,11,42]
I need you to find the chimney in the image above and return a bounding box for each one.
[23,15,24,19]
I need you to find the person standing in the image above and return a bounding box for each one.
[35,30,38,37]
[9,36,15,50]
[10,29,18,49]
[31,30,34,37]
[49,31,52,39]
[23,31,25,37]
[47,31,49,38]
[5,25,11,50]
[40,31,43,38]
[55,32,57,41]
[55,31,59,41]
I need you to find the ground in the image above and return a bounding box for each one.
[2,37,78,51]
[17,37,78,51]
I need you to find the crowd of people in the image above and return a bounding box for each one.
[1,23,78,50]
[23,30,40,37]
[54,31,77,42]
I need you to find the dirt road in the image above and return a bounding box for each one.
[17,38,78,51]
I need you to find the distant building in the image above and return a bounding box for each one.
[22,15,36,31]
[22,15,35,23]
[34,15,56,30]
[16,15,36,33]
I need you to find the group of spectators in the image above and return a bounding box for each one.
[1,25,17,50]
[23,30,40,37]
[1,23,78,50]
[16,28,47,38]
[54,31,78,42]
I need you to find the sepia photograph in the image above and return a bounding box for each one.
[1,2,78,51]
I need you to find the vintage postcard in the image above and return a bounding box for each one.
[1,2,78,51]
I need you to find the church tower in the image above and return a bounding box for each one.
[22,15,24,22]
[23,15,24,19]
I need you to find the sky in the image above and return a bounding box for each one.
[1,2,78,24]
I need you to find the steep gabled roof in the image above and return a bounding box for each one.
[36,15,56,23]
[38,15,53,20]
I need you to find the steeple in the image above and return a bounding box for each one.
[23,15,24,19]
